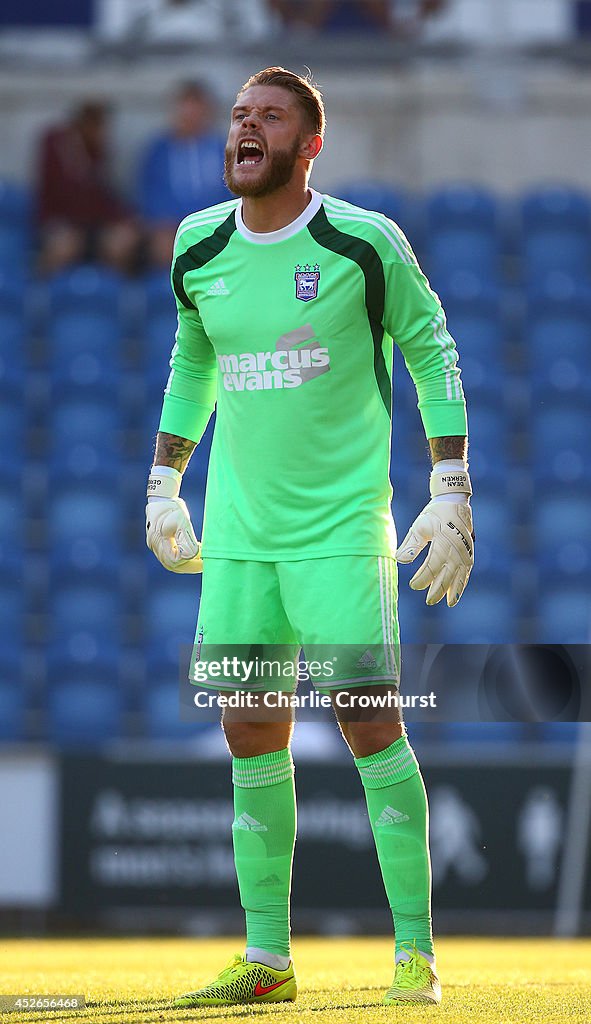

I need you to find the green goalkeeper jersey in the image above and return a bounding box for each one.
[159,188,467,561]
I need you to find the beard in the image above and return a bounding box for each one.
[224,135,302,198]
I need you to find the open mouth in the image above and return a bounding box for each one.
[237,139,265,166]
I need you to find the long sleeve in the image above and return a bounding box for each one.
[383,259,467,439]
[158,285,217,444]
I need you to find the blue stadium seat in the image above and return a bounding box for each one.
[434,582,520,643]
[428,185,499,232]
[526,286,591,399]
[435,269,500,305]
[51,389,119,439]
[49,393,120,479]
[429,231,500,284]
[0,576,24,647]
[144,677,212,741]
[434,278,505,401]
[457,349,503,403]
[46,640,119,676]
[471,489,514,574]
[0,470,24,563]
[47,451,119,488]
[521,186,591,281]
[440,279,504,355]
[537,586,591,643]
[0,180,30,275]
[47,266,124,366]
[51,577,122,642]
[140,270,178,369]
[528,269,590,303]
[397,604,432,645]
[144,568,201,667]
[0,677,25,741]
[48,484,122,569]
[445,310,503,358]
[427,186,500,281]
[336,182,412,233]
[46,676,123,747]
[0,386,25,466]
[48,481,120,541]
[531,402,588,484]
[532,492,591,577]
[522,186,591,230]
[524,230,590,283]
[0,273,25,386]
[463,402,508,472]
[51,351,120,393]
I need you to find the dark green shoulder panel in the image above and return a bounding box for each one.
[308,206,391,418]
[173,212,237,309]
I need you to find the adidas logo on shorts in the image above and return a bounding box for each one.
[357,649,378,669]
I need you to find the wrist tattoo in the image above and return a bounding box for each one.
[154,432,196,473]
[429,436,468,466]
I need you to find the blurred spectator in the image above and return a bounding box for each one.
[37,100,140,275]
[269,0,390,32]
[137,81,228,268]
[269,0,446,34]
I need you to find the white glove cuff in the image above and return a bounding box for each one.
[430,459,472,499]
[147,465,182,499]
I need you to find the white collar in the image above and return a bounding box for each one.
[235,188,322,244]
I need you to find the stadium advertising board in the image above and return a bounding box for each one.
[59,756,581,928]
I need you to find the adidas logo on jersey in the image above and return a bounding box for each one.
[375,806,410,826]
[357,649,378,669]
[233,813,268,832]
[207,277,229,295]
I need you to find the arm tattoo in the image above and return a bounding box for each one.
[153,432,197,473]
[429,435,468,466]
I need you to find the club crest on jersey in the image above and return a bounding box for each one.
[295,263,320,302]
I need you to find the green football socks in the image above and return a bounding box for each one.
[232,747,296,963]
[355,735,434,959]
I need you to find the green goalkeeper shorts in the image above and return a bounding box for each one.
[190,555,400,692]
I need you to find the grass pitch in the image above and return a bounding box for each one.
[1,936,590,1024]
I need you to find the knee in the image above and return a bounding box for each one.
[341,721,405,759]
[222,719,292,758]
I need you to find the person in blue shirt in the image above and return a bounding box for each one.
[138,80,229,266]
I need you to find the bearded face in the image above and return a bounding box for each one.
[224,133,302,198]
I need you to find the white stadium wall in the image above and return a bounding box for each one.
[0,58,590,195]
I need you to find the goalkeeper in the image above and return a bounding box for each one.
[146,66,473,1008]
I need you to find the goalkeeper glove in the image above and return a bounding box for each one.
[396,460,474,607]
[146,466,203,573]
